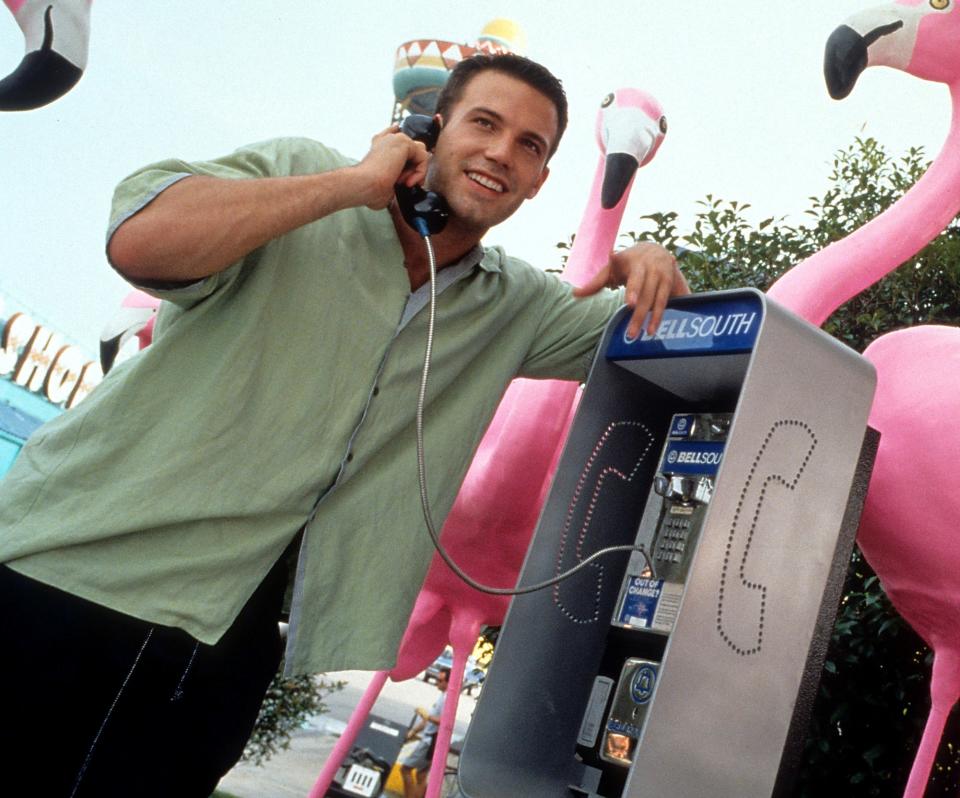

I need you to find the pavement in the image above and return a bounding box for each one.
[216,669,478,798]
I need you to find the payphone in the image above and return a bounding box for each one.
[612,411,731,637]
[458,289,877,798]
[573,412,731,772]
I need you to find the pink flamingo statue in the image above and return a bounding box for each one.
[767,2,960,794]
[308,88,668,798]
[1,0,92,110]
[99,289,159,373]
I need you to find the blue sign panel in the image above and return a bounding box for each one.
[606,294,763,360]
[616,576,664,629]
[661,440,725,476]
[669,414,695,437]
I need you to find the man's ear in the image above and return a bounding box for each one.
[431,113,444,148]
[526,165,550,200]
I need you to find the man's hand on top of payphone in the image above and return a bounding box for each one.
[573,242,689,340]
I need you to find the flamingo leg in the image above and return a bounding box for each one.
[306,670,390,798]
[423,622,481,798]
[902,648,960,798]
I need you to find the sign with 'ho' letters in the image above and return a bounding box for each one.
[1,312,102,409]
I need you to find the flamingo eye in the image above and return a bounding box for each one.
[930,0,949,10]
[659,116,668,135]
[601,93,614,108]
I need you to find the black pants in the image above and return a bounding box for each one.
[0,559,286,798]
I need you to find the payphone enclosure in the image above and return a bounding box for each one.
[458,288,877,798]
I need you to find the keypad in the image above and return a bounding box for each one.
[655,515,691,564]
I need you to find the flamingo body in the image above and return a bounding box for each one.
[859,324,960,646]
[767,4,960,794]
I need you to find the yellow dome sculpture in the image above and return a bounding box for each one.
[477,19,527,55]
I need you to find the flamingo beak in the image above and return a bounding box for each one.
[99,337,124,375]
[0,51,83,111]
[0,1,92,111]
[824,17,905,100]
[600,152,639,211]
[824,25,869,100]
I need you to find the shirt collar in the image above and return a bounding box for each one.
[474,244,502,274]
[443,243,498,274]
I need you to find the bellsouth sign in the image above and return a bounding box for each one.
[1,312,103,409]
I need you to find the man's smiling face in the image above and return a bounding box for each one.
[425,70,557,238]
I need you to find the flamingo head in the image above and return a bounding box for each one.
[594,88,667,210]
[99,290,160,373]
[825,0,960,100]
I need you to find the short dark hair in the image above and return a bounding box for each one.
[438,667,451,682]
[435,53,568,159]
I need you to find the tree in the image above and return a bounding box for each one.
[242,671,345,766]
[561,137,960,794]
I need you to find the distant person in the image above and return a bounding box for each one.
[401,667,450,798]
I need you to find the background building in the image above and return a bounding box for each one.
[0,291,101,475]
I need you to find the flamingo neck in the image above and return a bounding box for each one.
[562,155,634,287]
[767,82,960,327]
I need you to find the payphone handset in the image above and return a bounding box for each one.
[395,114,449,237]
[613,412,731,634]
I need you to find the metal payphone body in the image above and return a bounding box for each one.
[458,289,877,798]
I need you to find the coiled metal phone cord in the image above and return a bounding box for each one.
[415,235,655,596]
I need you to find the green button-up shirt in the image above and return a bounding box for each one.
[0,137,623,674]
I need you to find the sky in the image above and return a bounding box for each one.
[0,0,951,356]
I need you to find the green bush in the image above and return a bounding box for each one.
[242,671,345,766]
[561,136,960,794]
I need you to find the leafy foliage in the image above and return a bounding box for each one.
[243,671,345,766]
[617,139,960,344]
[802,553,946,795]
[562,137,960,794]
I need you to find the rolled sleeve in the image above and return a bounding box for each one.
[104,138,350,308]
[519,272,624,381]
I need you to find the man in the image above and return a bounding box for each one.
[0,54,686,796]
[400,666,450,798]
